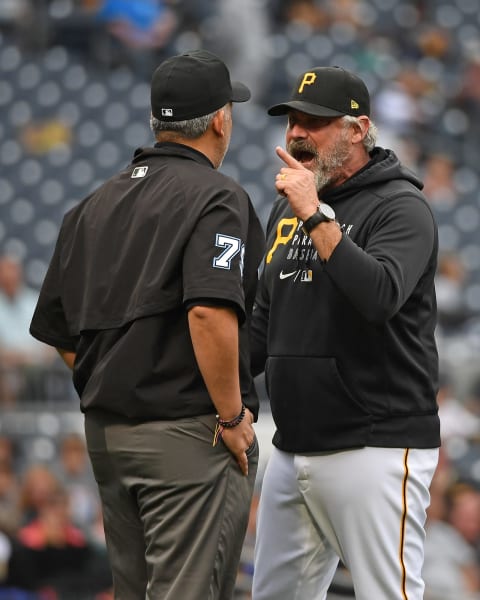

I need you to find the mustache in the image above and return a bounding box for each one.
[287,140,319,159]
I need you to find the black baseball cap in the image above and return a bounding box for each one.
[151,49,251,122]
[268,66,370,118]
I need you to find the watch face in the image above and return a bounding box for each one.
[320,203,335,220]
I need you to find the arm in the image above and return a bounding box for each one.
[57,348,76,370]
[188,304,255,475]
[274,146,436,323]
[325,198,436,322]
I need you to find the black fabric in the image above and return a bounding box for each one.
[268,65,370,118]
[30,143,265,420]
[150,50,250,121]
[6,537,111,596]
[251,147,440,451]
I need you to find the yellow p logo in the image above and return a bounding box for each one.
[266,217,298,264]
[298,72,317,94]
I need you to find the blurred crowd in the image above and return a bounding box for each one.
[0,432,112,598]
[1,0,480,598]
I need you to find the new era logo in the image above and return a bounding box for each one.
[161,108,173,117]
[131,166,148,178]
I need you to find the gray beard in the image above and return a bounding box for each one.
[313,135,351,192]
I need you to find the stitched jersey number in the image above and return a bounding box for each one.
[213,234,241,270]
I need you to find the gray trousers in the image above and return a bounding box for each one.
[84,411,258,600]
[253,446,438,600]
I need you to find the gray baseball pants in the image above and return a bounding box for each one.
[84,411,258,600]
[253,445,438,600]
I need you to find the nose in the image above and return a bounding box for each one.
[287,122,308,140]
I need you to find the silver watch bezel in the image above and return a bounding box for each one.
[318,203,336,221]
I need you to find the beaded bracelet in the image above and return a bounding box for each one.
[218,404,246,428]
[212,404,246,446]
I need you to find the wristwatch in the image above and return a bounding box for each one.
[301,203,336,235]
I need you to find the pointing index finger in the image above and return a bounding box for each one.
[276,146,307,170]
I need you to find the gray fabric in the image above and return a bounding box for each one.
[84,412,258,600]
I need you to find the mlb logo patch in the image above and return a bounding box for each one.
[161,108,173,117]
[131,166,149,178]
[301,269,313,282]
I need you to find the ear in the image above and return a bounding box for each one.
[351,116,370,144]
[211,108,226,137]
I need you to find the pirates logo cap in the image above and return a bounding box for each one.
[268,66,370,118]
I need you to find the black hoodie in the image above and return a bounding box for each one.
[251,148,441,452]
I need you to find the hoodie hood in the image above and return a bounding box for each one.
[323,147,423,205]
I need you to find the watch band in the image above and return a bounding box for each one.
[302,211,329,235]
[301,203,336,235]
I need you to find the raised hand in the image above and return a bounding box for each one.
[274,146,319,221]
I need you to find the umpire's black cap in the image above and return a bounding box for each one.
[151,50,251,122]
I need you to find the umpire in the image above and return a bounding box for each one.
[30,50,265,599]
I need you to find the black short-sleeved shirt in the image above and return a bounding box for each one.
[30,143,265,420]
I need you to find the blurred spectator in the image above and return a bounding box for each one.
[281,0,328,29]
[93,0,177,50]
[465,377,480,422]
[436,370,480,442]
[18,464,63,526]
[415,25,453,63]
[0,0,30,30]
[424,482,480,600]
[455,55,480,118]
[326,0,365,27]
[422,153,457,208]
[0,437,20,474]
[435,252,472,336]
[0,257,56,405]
[373,68,431,136]
[5,485,112,598]
[426,445,454,524]
[85,0,178,74]
[199,0,272,103]
[0,437,21,538]
[51,433,100,531]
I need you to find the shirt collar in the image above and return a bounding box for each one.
[132,142,215,169]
